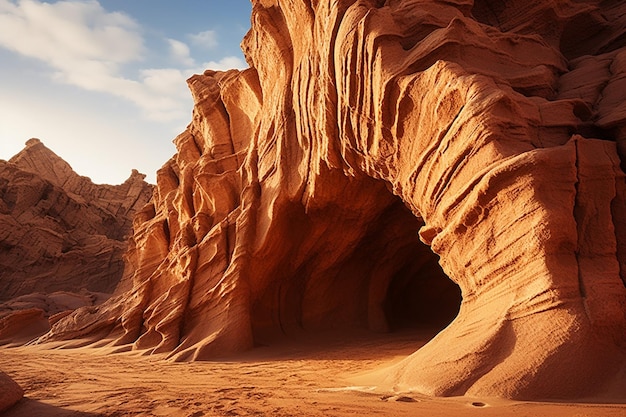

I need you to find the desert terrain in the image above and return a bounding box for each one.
[2,0,626,415]
[2,330,625,417]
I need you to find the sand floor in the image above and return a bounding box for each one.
[1,330,624,417]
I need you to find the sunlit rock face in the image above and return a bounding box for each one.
[0,139,153,300]
[43,0,626,400]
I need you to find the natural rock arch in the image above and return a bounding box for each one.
[41,0,626,400]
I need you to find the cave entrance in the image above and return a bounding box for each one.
[366,198,462,335]
[251,183,462,346]
[381,234,461,332]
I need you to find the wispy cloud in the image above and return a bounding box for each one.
[0,0,143,63]
[201,56,247,72]
[189,29,218,49]
[167,38,195,67]
[0,0,247,122]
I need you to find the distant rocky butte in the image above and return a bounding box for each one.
[40,0,625,400]
[0,139,153,343]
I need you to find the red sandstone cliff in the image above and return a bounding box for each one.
[41,0,626,400]
[0,139,153,343]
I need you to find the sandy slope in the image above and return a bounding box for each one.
[0,330,624,417]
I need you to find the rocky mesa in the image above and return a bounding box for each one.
[39,0,626,401]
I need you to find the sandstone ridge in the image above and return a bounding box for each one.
[0,138,153,300]
[0,139,153,343]
[41,0,626,401]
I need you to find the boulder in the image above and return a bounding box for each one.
[0,371,23,413]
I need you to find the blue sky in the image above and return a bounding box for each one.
[0,0,252,184]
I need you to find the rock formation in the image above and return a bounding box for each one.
[0,371,22,413]
[0,139,153,343]
[0,291,109,345]
[0,138,153,300]
[41,0,626,400]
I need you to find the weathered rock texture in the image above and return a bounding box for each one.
[0,371,22,413]
[0,139,153,300]
[0,140,152,344]
[0,291,109,345]
[42,0,626,400]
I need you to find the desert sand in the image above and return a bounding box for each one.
[2,330,625,417]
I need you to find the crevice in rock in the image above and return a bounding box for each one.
[572,138,588,302]
[560,11,610,60]
[472,0,504,29]
[162,219,171,249]
[570,123,616,142]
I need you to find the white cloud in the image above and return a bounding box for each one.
[0,0,143,65]
[202,56,247,71]
[140,68,189,97]
[189,29,218,49]
[167,38,195,67]
[0,0,248,124]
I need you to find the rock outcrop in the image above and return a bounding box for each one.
[0,139,153,343]
[41,0,626,400]
[0,291,109,345]
[0,371,22,413]
[0,139,153,300]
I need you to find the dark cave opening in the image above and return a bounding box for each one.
[250,182,462,347]
[382,241,462,332]
[374,200,462,333]
[308,195,463,336]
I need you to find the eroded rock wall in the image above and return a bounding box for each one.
[0,140,153,345]
[42,0,626,400]
[0,139,153,300]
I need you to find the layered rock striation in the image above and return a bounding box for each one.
[0,140,153,344]
[0,139,153,300]
[42,0,626,400]
[0,290,110,345]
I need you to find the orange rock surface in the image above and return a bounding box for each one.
[0,140,152,344]
[41,0,626,400]
[0,291,109,346]
[0,139,153,300]
[0,370,22,413]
